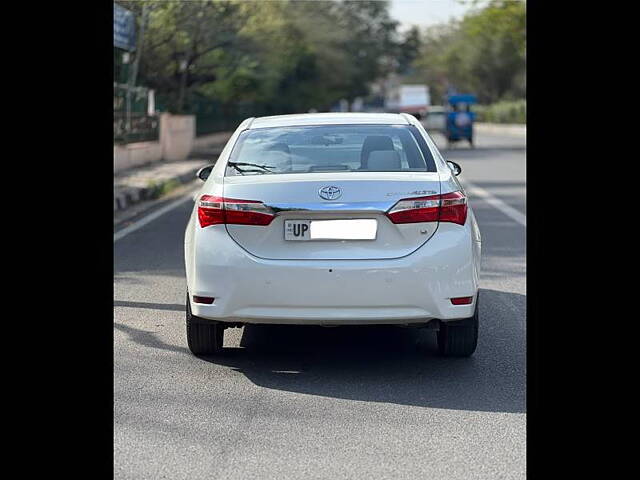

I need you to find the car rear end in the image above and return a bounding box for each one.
[185,114,481,328]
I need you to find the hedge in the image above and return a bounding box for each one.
[475,99,526,124]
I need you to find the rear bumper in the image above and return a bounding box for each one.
[186,223,481,325]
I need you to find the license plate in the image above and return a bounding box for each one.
[284,219,377,241]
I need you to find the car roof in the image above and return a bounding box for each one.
[248,112,410,129]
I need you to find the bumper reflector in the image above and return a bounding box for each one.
[450,296,473,305]
[193,296,215,305]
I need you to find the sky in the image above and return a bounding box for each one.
[389,0,481,31]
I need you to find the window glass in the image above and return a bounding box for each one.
[226,125,436,175]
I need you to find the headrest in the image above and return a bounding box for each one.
[266,142,290,154]
[366,150,401,170]
[361,135,394,168]
[261,150,291,170]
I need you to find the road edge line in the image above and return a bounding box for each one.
[114,194,194,243]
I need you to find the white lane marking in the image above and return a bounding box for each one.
[114,194,194,243]
[463,180,526,227]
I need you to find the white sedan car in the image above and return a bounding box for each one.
[184,113,481,357]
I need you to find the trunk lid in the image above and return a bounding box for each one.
[223,172,441,260]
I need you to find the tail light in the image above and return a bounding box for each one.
[386,191,467,225]
[193,295,215,304]
[198,195,275,227]
[450,296,473,305]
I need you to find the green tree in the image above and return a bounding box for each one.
[396,26,422,75]
[333,0,399,109]
[125,0,251,113]
[118,0,404,119]
[414,0,526,104]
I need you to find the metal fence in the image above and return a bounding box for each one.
[154,95,273,136]
[114,83,159,144]
[114,111,159,144]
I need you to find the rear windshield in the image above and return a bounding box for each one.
[225,125,436,176]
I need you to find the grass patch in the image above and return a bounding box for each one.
[146,178,182,200]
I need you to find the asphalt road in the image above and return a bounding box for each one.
[114,129,526,479]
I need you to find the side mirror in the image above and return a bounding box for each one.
[196,165,214,181]
[447,161,462,176]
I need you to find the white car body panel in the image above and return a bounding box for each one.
[250,112,407,129]
[184,113,481,325]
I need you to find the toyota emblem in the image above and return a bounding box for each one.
[319,186,342,201]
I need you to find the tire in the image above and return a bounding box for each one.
[437,299,479,357]
[186,293,223,356]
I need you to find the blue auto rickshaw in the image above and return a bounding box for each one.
[445,94,477,148]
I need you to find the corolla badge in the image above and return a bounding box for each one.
[318,186,342,201]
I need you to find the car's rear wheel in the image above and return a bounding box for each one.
[437,298,479,357]
[186,293,223,356]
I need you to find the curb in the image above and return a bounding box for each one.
[114,166,202,212]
